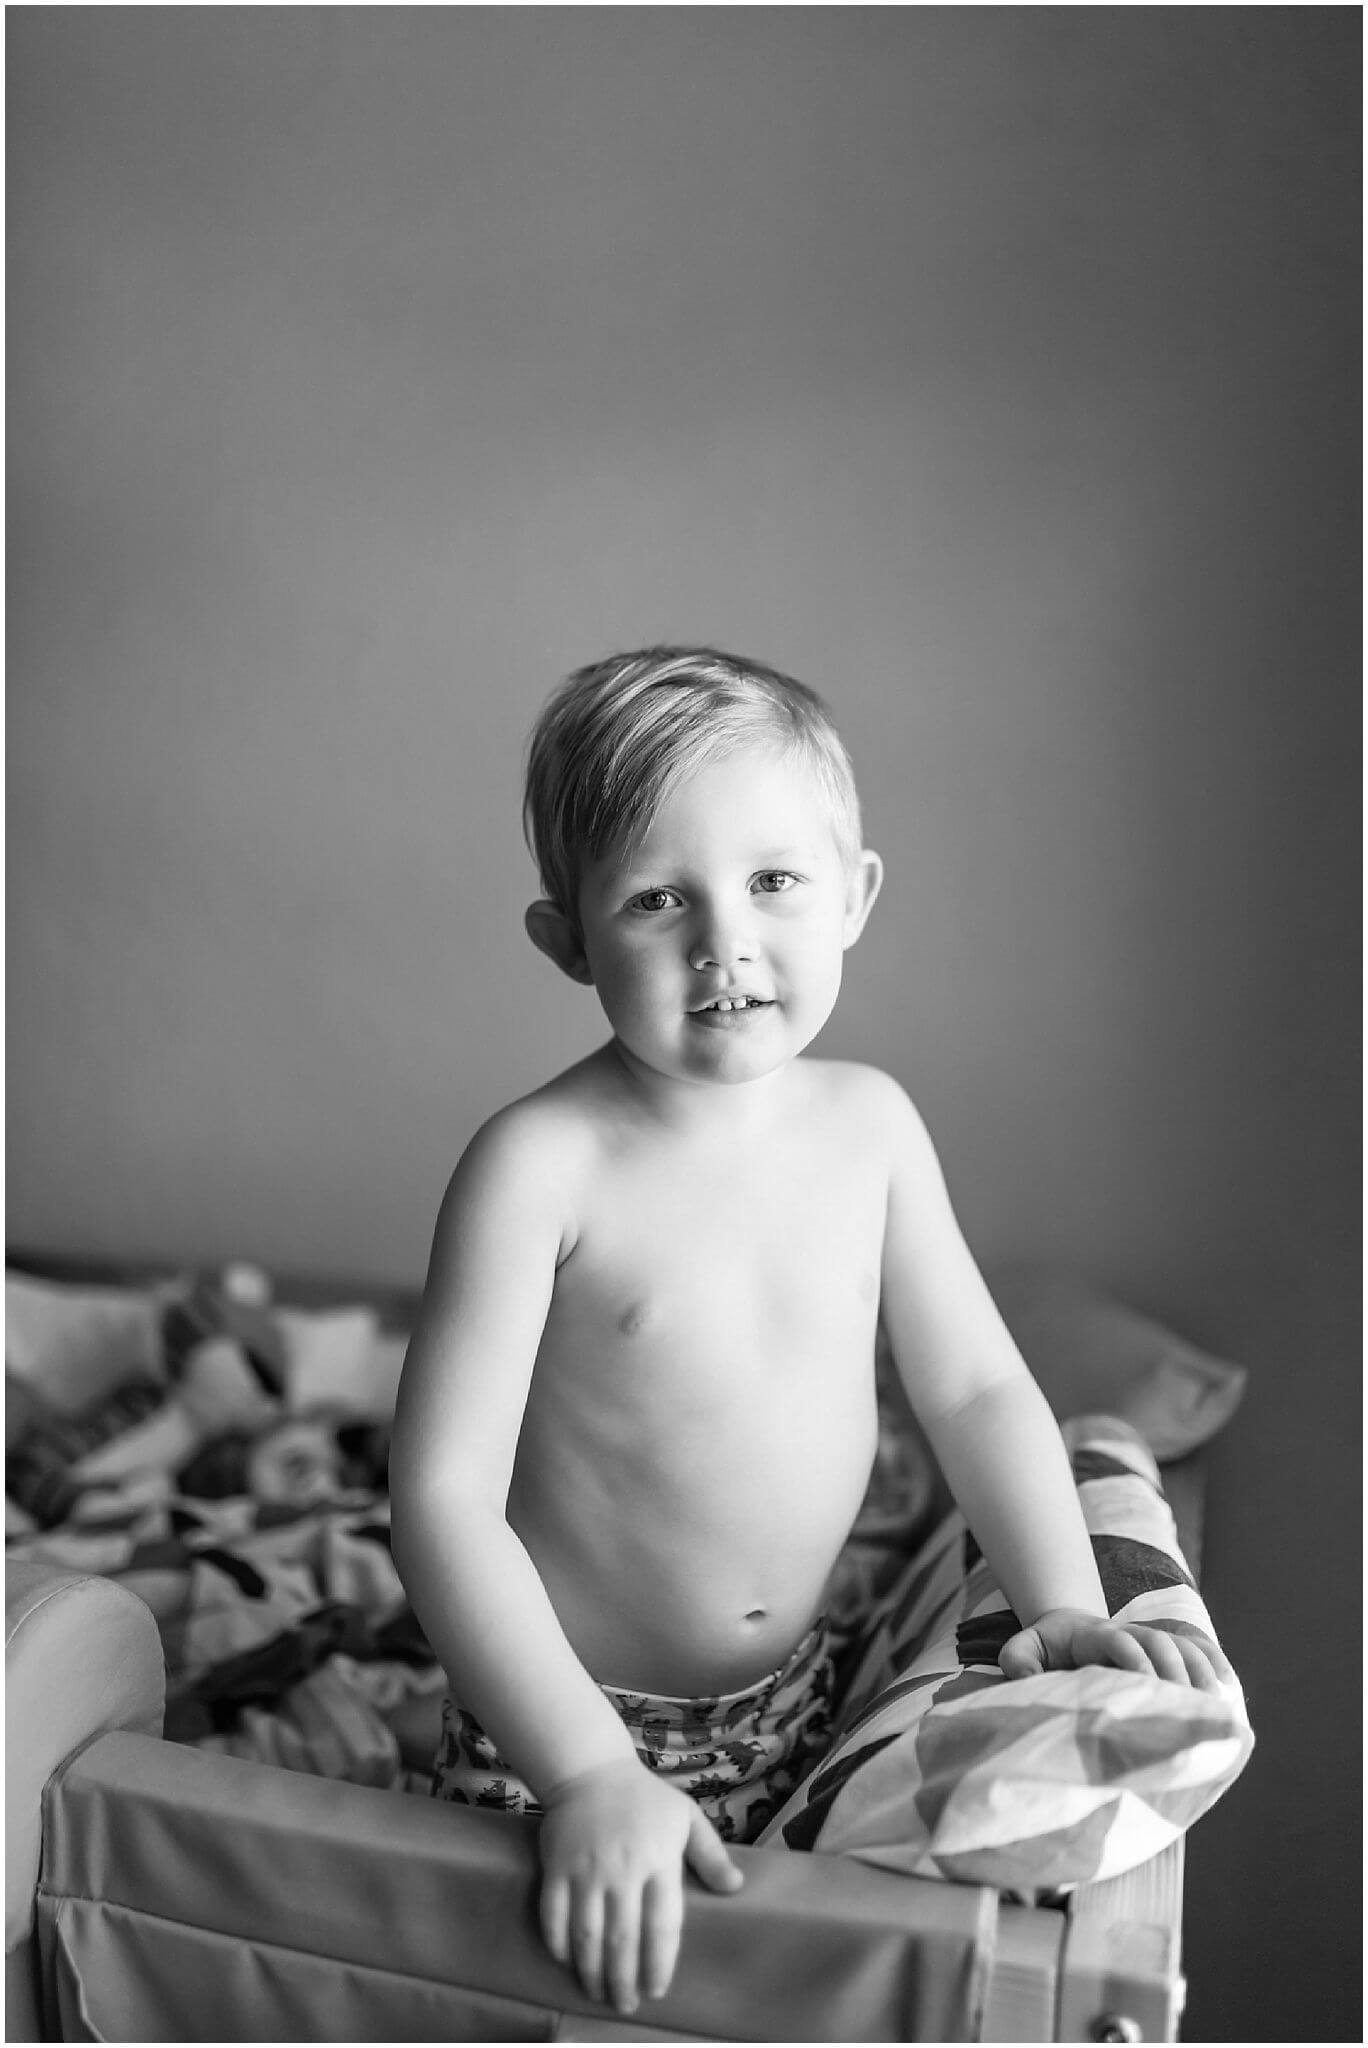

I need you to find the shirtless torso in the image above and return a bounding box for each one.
[504,1044,888,1695]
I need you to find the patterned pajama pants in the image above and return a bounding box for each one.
[431,1616,835,1845]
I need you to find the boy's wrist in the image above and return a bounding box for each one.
[1023,1597,1114,1630]
[539,1737,642,1807]
[1024,1599,1108,1626]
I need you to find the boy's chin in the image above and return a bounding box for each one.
[635,1027,819,1089]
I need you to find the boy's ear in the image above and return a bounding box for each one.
[524,900,595,985]
[841,850,884,949]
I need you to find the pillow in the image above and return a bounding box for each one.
[5,1271,166,1415]
[760,1415,1253,1895]
[988,1266,1248,1459]
[275,1306,400,1420]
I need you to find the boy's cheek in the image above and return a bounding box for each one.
[588,969,656,1031]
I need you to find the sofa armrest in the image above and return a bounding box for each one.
[6,1563,164,2009]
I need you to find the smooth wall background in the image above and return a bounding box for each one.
[7,10,1359,2040]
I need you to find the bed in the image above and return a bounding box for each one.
[5,1251,1252,2042]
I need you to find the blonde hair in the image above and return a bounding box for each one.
[524,647,863,928]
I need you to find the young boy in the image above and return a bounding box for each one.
[389,646,1227,2019]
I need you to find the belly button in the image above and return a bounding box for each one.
[744,1607,767,1624]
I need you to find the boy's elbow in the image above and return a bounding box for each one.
[389,1491,477,1617]
[390,1457,510,1569]
[386,1472,429,1586]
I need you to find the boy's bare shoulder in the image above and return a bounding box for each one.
[453,1050,616,1192]
[802,1057,923,1126]
[426,1061,612,1277]
[802,1058,940,1174]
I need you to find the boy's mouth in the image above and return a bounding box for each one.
[690,996,773,1020]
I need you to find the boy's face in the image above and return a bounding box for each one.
[532,745,882,1091]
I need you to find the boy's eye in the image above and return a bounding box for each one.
[753,871,798,894]
[631,887,681,913]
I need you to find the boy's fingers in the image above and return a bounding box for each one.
[999,1628,1039,1677]
[1091,1625,1150,1676]
[1170,1635,1224,1691]
[1129,1627,1192,1687]
[684,1810,744,1893]
[1172,1632,1236,1690]
[1001,1616,1238,1693]
[641,1870,684,2000]
[540,1873,572,1963]
[570,1882,606,2003]
[603,1887,643,2014]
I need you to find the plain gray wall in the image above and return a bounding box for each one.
[7,9,1359,2040]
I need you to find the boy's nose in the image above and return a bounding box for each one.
[688,911,758,971]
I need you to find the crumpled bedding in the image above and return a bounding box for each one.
[7,1480,446,1787]
[6,1267,443,1789]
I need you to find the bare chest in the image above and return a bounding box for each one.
[541,1139,886,1391]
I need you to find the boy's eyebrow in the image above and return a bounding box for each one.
[613,843,813,881]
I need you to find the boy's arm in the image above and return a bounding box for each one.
[389,1111,637,1791]
[388,1111,740,2015]
[877,1084,1229,1689]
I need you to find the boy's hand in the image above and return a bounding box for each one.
[538,1757,744,2015]
[1000,1607,1236,1692]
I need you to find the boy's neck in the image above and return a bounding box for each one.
[601,1038,801,1136]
